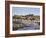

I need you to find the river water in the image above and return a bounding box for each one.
[13,20,40,31]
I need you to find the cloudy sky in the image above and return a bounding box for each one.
[12,7,40,16]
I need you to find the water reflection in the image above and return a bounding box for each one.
[13,20,40,31]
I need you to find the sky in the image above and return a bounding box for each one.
[12,7,40,16]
